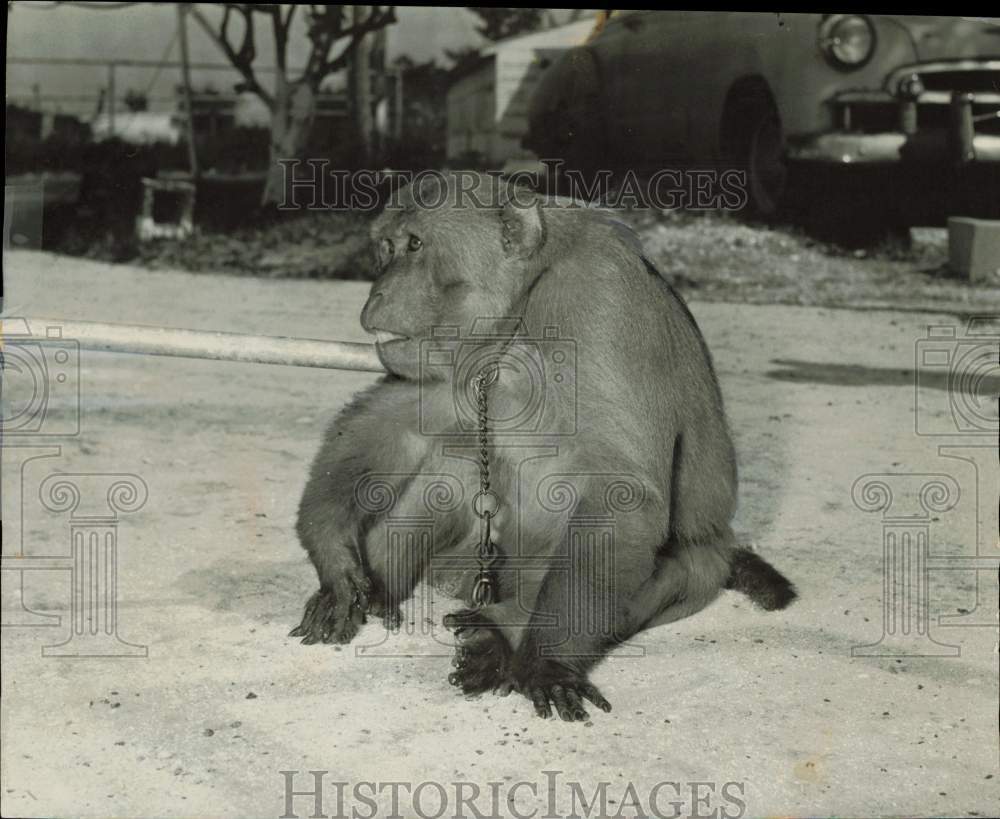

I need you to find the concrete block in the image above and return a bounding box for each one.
[948,216,1000,283]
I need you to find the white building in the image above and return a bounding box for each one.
[446,18,596,168]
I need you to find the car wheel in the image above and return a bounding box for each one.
[726,89,790,218]
[746,106,789,217]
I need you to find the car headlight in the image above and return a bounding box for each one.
[819,14,876,68]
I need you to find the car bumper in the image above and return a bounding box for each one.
[788,130,1000,164]
[788,64,1000,165]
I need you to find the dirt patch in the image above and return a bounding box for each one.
[133,206,999,315]
[135,210,373,280]
[632,209,997,315]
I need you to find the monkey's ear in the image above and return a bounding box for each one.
[500,198,544,259]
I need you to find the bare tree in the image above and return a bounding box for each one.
[467,8,543,41]
[189,3,396,204]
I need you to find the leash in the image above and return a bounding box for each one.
[470,361,501,607]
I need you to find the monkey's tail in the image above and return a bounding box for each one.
[725,547,797,611]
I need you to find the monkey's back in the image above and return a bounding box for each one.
[521,206,738,538]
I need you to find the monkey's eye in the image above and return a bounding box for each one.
[407,235,423,252]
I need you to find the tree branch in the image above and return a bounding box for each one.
[270,4,287,73]
[190,4,274,109]
[290,5,396,88]
[318,6,396,80]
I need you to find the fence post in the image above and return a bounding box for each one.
[176,3,200,180]
[107,60,117,135]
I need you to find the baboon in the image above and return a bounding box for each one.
[292,171,795,721]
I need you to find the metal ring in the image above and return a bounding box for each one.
[472,489,499,518]
[472,575,495,607]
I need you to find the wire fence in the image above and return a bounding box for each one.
[7,55,289,129]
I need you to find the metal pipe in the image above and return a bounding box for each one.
[2,317,387,373]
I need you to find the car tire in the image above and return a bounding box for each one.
[727,90,790,219]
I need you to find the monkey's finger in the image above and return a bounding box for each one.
[349,600,367,630]
[529,687,553,719]
[442,612,465,632]
[382,606,403,631]
[563,687,589,721]
[549,685,576,722]
[329,605,365,645]
[297,605,325,644]
[351,582,370,614]
[443,609,482,633]
[447,668,489,696]
[353,590,370,613]
[290,593,322,637]
[577,682,612,713]
[346,567,372,596]
[318,603,337,641]
[321,600,352,643]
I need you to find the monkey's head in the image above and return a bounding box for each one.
[361,172,545,379]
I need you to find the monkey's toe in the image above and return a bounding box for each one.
[514,662,612,721]
[524,682,610,721]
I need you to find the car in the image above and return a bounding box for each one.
[525,12,1000,220]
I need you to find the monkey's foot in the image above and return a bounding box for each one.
[514,660,612,722]
[444,608,513,696]
[289,569,370,645]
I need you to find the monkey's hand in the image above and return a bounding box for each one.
[289,568,371,645]
[444,608,514,696]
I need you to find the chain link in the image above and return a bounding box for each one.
[470,361,500,607]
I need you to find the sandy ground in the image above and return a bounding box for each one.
[1,249,997,819]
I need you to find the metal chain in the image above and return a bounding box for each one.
[470,362,500,607]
